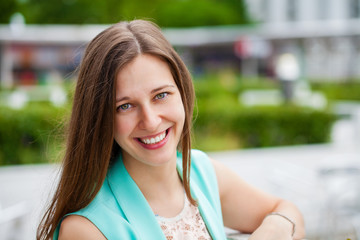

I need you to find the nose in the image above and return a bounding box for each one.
[138,104,161,131]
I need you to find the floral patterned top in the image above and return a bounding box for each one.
[155,193,212,240]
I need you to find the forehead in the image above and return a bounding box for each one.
[115,54,176,95]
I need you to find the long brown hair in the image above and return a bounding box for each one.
[37,20,195,239]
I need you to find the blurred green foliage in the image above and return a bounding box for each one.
[193,77,337,151]
[156,0,250,27]
[0,103,67,165]
[194,104,337,151]
[312,82,360,101]
[0,0,17,23]
[2,0,251,27]
[0,77,349,165]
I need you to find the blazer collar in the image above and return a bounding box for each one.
[107,155,166,240]
[107,152,225,239]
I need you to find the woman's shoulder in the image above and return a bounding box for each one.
[58,215,106,240]
[190,149,210,163]
[56,180,119,240]
[189,149,218,190]
[190,149,213,171]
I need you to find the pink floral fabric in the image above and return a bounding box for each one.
[155,195,212,240]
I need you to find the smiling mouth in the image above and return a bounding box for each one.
[138,129,169,145]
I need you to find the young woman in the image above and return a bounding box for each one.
[37,20,305,240]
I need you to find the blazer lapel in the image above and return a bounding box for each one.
[107,155,166,240]
[176,154,226,240]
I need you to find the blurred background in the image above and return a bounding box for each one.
[0,0,360,239]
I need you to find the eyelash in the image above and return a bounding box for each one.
[117,103,132,112]
[116,92,170,112]
[155,92,168,100]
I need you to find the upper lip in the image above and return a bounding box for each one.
[136,129,168,139]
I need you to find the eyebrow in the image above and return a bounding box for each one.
[116,84,176,103]
[151,84,176,94]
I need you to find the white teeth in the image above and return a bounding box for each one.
[141,132,166,145]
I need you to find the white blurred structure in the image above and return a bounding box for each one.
[245,0,360,81]
[1,0,360,89]
[246,0,360,23]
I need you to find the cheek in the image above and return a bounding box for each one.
[171,100,186,146]
[171,98,186,128]
[114,117,133,143]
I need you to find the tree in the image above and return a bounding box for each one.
[155,0,251,27]
[2,0,252,27]
[0,0,18,23]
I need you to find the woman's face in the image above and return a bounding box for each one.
[114,54,185,167]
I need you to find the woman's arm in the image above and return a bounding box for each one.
[58,215,106,240]
[211,158,305,240]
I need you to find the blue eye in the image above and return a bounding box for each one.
[117,103,131,112]
[155,92,168,100]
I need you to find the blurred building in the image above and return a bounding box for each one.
[1,0,360,89]
[245,0,360,81]
[246,0,360,23]
[0,25,102,88]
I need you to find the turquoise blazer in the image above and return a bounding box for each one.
[54,149,227,239]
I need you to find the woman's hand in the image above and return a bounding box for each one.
[248,214,294,240]
[212,158,305,239]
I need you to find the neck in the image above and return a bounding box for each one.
[122,153,183,202]
[122,152,185,217]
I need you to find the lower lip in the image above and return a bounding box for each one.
[137,128,171,150]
